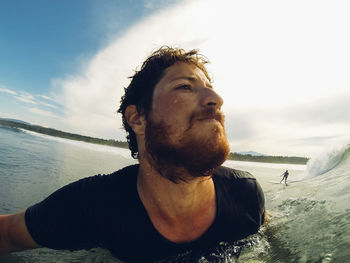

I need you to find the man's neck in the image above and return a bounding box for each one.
[137,160,217,243]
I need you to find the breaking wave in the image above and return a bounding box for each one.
[305,143,350,178]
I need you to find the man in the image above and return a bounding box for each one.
[280,170,289,184]
[0,47,266,262]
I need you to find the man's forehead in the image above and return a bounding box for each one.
[161,62,209,84]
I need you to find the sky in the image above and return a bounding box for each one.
[1,0,350,158]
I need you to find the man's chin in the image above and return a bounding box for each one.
[156,138,228,179]
[145,119,230,182]
[181,130,229,174]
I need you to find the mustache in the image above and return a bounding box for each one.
[189,108,225,127]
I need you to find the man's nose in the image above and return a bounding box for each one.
[200,88,224,109]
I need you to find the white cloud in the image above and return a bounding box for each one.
[0,86,17,95]
[28,107,59,118]
[14,92,37,104]
[39,94,58,103]
[39,101,57,109]
[2,87,59,110]
[54,0,350,156]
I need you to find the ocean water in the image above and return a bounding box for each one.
[0,126,349,262]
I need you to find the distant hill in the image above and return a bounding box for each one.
[0,118,129,149]
[229,152,308,165]
[238,151,265,156]
[0,117,31,125]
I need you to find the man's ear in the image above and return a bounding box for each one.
[125,105,146,135]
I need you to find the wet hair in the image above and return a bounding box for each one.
[118,46,211,158]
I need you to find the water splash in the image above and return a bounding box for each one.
[155,235,269,263]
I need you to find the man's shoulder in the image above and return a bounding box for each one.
[107,164,139,179]
[82,164,139,184]
[213,166,256,181]
[66,164,139,197]
[213,166,260,198]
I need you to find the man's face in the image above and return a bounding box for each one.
[144,62,230,180]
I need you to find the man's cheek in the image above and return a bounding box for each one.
[156,96,187,116]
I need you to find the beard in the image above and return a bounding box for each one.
[145,108,230,183]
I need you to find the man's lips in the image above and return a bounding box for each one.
[198,117,218,121]
[197,114,223,124]
[189,109,225,128]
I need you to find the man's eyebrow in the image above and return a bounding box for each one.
[169,76,213,88]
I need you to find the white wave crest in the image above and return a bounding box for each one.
[305,143,350,178]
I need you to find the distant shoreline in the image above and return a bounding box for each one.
[0,118,309,165]
[0,119,129,149]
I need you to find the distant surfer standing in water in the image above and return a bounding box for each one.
[0,47,267,262]
[280,170,289,184]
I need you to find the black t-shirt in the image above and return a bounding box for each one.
[25,165,265,262]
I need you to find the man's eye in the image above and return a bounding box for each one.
[176,85,191,90]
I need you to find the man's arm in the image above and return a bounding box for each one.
[0,210,40,253]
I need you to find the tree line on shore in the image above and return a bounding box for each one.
[0,119,128,148]
[228,152,308,165]
[0,119,309,165]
